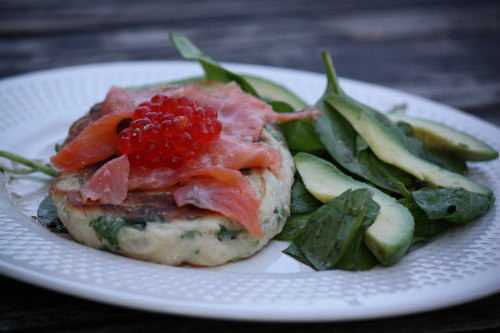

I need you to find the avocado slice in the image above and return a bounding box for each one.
[295,152,414,266]
[244,75,307,110]
[326,94,491,195]
[388,112,498,161]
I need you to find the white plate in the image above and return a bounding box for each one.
[0,61,499,322]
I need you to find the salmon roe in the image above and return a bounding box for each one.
[117,95,222,169]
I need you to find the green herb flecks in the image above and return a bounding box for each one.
[181,230,202,239]
[90,216,146,250]
[217,225,240,241]
[273,206,288,225]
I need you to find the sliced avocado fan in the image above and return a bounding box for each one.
[319,52,492,196]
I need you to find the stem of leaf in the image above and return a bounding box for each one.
[0,165,36,175]
[0,150,59,177]
[321,51,342,95]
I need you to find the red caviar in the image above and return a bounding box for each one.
[117,95,222,169]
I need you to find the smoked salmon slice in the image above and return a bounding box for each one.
[127,138,280,191]
[100,87,136,115]
[174,176,262,236]
[100,86,182,115]
[128,166,245,191]
[51,111,133,171]
[81,155,130,205]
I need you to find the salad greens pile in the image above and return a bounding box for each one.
[168,33,496,271]
[4,33,498,272]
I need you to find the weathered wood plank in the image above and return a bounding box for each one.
[2,0,491,35]
[1,1,499,110]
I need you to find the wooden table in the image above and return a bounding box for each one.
[1,0,499,331]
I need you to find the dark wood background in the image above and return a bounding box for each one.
[1,0,499,332]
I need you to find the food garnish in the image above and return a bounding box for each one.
[118,95,222,169]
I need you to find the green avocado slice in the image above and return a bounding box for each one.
[326,94,491,195]
[295,152,414,266]
[388,111,498,161]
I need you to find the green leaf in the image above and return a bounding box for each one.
[290,177,322,214]
[36,196,67,233]
[411,188,494,224]
[275,213,313,241]
[314,53,414,194]
[169,33,206,60]
[401,187,493,244]
[335,232,378,271]
[269,101,324,152]
[283,243,310,266]
[399,197,449,244]
[90,216,146,250]
[170,32,258,96]
[284,189,380,271]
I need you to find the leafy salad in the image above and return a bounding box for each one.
[1,33,497,271]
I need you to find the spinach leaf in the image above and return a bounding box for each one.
[399,197,449,244]
[290,177,322,214]
[36,196,67,233]
[170,32,258,96]
[314,53,414,194]
[284,189,380,271]
[90,216,146,250]
[283,243,310,266]
[270,101,324,152]
[275,212,313,241]
[335,232,378,271]
[411,188,493,224]
[396,177,490,243]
